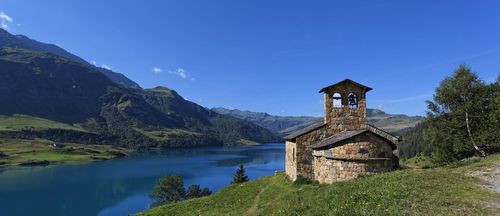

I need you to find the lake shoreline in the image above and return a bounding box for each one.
[0,138,283,168]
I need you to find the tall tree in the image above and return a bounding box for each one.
[426,65,499,163]
[231,164,249,184]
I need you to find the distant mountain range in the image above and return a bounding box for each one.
[212,108,423,136]
[0,28,281,148]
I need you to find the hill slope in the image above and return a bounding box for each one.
[0,47,281,147]
[141,154,500,216]
[0,28,140,88]
[212,108,423,136]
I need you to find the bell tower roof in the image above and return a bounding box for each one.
[319,79,373,93]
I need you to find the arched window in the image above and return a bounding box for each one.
[348,93,358,108]
[332,93,342,108]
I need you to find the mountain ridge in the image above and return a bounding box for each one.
[0,32,281,148]
[212,107,423,136]
[0,28,140,89]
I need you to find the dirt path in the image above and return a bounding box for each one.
[244,186,267,216]
[468,162,500,215]
[469,162,500,193]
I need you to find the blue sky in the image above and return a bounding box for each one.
[1,0,499,116]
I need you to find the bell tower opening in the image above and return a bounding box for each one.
[320,79,371,131]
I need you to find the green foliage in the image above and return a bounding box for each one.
[398,121,432,159]
[425,65,499,164]
[200,187,212,197]
[150,175,186,207]
[140,154,500,216]
[150,175,212,207]
[231,164,249,184]
[186,185,212,199]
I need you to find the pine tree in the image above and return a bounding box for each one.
[231,164,249,184]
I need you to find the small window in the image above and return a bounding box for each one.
[332,93,342,108]
[292,148,295,162]
[348,93,358,108]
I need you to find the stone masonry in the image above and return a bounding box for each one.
[284,79,400,183]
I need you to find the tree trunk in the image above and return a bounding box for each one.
[465,112,486,157]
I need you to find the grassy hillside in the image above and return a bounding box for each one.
[140,155,500,216]
[0,138,128,167]
[0,114,86,132]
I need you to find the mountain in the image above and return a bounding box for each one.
[0,28,140,88]
[0,44,281,148]
[212,108,423,136]
[211,108,321,136]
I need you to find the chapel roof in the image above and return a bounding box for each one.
[283,121,326,141]
[310,129,398,150]
[319,79,373,93]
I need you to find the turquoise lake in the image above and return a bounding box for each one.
[0,143,285,216]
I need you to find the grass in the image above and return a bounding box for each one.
[140,154,500,216]
[401,154,435,168]
[0,138,128,167]
[0,114,86,132]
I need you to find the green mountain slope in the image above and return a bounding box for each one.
[0,28,140,88]
[141,154,500,216]
[0,47,281,147]
[212,108,423,136]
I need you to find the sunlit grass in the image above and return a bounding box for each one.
[140,154,500,216]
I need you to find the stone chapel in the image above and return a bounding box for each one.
[284,79,400,184]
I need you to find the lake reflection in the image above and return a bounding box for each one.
[0,143,285,216]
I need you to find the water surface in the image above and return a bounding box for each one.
[0,143,285,216]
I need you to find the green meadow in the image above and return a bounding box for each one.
[140,154,500,216]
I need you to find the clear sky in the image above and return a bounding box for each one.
[1,0,499,116]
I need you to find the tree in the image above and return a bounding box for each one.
[201,187,212,196]
[231,164,249,184]
[149,175,186,207]
[425,65,499,163]
[186,184,212,199]
[186,185,202,199]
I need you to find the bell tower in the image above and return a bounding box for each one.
[320,79,372,132]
